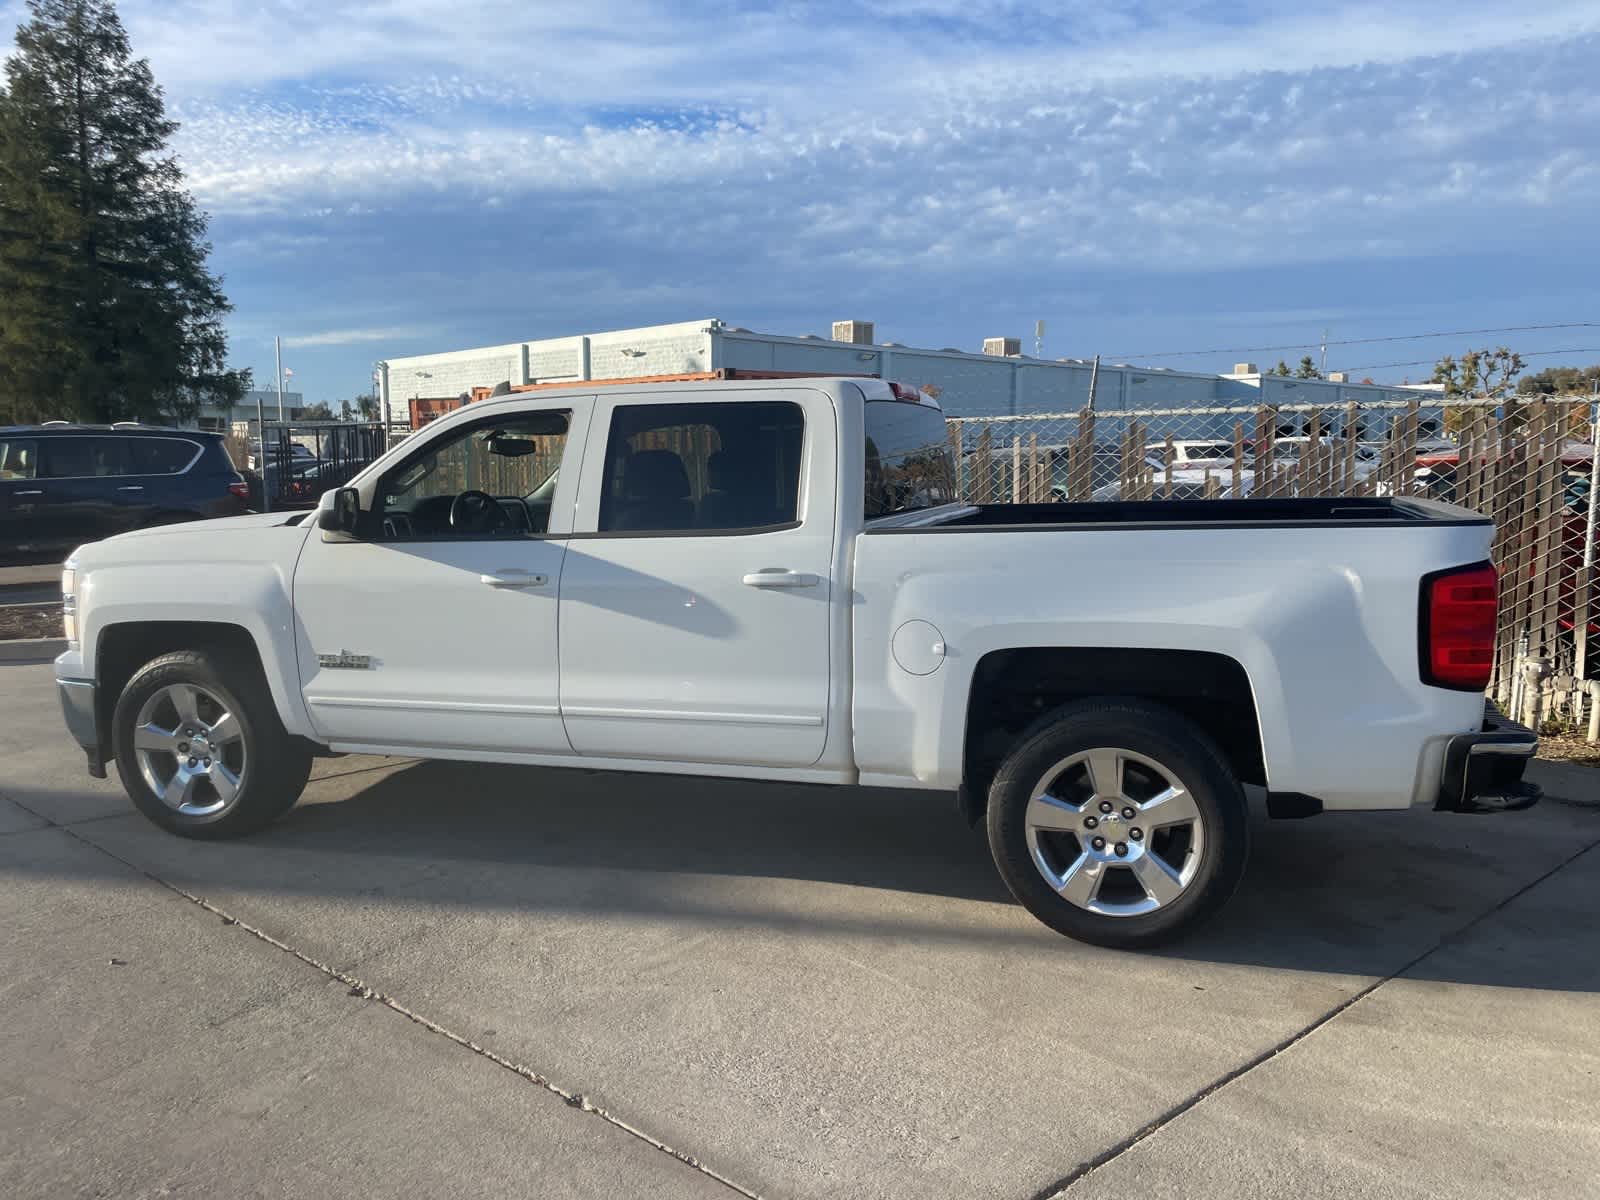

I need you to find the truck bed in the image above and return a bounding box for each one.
[871,496,1490,533]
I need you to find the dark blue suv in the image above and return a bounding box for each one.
[0,423,250,563]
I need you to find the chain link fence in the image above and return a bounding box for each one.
[948,396,1600,723]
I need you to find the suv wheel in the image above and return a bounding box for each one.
[986,699,1249,948]
[112,649,311,838]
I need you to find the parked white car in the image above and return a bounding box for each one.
[1264,436,1382,482]
[54,378,1539,947]
[1092,453,1255,501]
[1144,439,1247,471]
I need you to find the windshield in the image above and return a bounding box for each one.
[864,400,956,518]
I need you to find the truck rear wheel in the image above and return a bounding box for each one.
[986,699,1249,948]
[112,649,312,839]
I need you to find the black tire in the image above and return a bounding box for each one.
[112,648,312,839]
[986,698,1249,949]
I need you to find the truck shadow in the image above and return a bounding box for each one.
[251,757,1600,994]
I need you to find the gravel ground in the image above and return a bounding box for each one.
[1537,731,1600,767]
[0,603,62,641]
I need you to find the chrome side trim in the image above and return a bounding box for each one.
[305,695,561,717]
[562,705,823,727]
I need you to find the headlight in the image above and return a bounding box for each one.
[61,564,78,648]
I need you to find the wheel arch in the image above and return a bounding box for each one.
[958,646,1266,825]
[94,621,295,757]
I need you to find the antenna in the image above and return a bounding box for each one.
[1035,319,1046,359]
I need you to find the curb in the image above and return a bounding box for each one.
[0,638,66,664]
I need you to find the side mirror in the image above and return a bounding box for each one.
[318,487,362,534]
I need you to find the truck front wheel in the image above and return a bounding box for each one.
[111,649,312,839]
[986,699,1249,948]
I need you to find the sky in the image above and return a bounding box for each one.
[5,0,1599,403]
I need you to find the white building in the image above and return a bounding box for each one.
[191,390,306,433]
[377,318,1431,429]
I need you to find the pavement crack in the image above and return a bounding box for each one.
[32,812,761,1200]
[1029,831,1600,1200]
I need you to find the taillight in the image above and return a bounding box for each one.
[1420,562,1497,690]
[228,481,250,501]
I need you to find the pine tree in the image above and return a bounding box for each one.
[0,0,247,424]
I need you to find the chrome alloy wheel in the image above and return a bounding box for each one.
[132,683,248,817]
[1024,747,1205,916]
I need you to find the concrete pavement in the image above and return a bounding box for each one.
[2,660,1598,1198]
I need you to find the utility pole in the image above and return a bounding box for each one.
[274,336,285,421]
[1035,319,1045,360]
[1320,328,1329,376]
[254,389,269,514]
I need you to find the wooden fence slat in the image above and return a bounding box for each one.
[1254,407,1275,498]
[975,425,994,504]
[946,419,963,499]
[1068,407,1094,501]
[1344,400,1359,496]
[1232,420,1246,499]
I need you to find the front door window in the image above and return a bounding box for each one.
[378,411,570,539]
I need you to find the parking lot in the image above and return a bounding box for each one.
[2,658,1598,1198]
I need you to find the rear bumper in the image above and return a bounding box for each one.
[1436,703,1540,813]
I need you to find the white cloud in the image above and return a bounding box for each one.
[5,0,1595,388]
[282,327,422,347]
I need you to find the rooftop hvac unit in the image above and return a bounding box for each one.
[832,320,875,344]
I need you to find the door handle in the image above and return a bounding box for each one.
[480,570,548,589]
[15,489,43,496]
[117,485,145,492]
[742,569,819,588]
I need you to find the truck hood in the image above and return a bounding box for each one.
[70,511,311,564]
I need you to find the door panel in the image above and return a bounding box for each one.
[292,399,591,755]
[37,436,133,545]
[0,435,44,556]
[558,390,837,767]
[294,537,571,752]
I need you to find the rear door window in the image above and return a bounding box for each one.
[0,438,39,479]
[597,401,804,534]
[128,437,199,474]
[40,437,132,478]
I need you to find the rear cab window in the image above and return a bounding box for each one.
[864,400,956,518]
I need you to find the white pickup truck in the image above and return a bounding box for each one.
[54,378,1540,946]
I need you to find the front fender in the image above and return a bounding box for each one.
[73,528,316,738]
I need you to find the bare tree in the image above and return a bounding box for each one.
[1433,347,1525,397]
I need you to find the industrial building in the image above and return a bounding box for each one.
[377,318,1431,429]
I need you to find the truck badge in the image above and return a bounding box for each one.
[317,650,372,670]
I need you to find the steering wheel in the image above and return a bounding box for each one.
[449,489,510,533]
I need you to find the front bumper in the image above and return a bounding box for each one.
[57,677,106,778]
[1436,702,1540,813]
